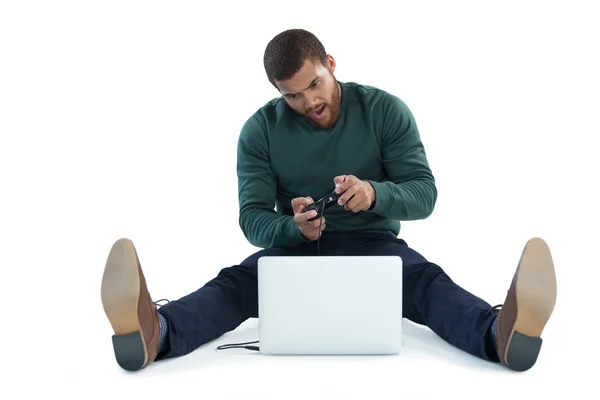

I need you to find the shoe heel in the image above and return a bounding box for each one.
[506,331,542,372]
[112,331,147,371]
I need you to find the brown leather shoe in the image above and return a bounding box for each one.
[101,238,160,371]
[493,237,557,371]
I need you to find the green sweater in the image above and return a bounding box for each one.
[237,81,437,249]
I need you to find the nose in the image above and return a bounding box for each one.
[303,92,319,111]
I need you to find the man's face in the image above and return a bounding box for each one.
[275,55,342,129]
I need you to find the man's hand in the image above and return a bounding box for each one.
[333,175,376,213]
[291,197,326,241]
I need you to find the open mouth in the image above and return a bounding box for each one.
[310,104,327,119]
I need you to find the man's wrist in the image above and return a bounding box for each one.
[366,180,376,209]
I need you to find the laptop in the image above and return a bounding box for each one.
[257,256,403,355]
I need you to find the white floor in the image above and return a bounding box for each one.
[54,312,587,399]
[3,220,595,399]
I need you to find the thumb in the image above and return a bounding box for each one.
[291,196,314,213]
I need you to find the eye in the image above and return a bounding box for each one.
[311,80,319,88]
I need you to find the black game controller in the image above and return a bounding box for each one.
[304,189,341,221]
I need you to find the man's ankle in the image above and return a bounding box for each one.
[157,312,169,355]
[485,316,500,362]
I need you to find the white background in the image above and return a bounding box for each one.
[1,0,598,398]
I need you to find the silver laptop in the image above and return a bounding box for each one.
[257,256,403,355]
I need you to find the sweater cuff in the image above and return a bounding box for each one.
[365,180,393,216]
[285,216,311,245]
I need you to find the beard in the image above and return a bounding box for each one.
[304,80,342,129]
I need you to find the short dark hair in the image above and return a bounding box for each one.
[263,29,327,88]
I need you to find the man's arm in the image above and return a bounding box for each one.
[365,93,437,221]
[237,115,308,248]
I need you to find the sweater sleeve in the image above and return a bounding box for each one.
[365,93,438,221]
[237,114,308,249]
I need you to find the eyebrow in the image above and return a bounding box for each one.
[284,77,318,96]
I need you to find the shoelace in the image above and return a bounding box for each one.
[154,298,170,308]
[488,304,502,314]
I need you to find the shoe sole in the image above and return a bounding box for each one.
[101,238,148,371]
[505,237,557,371]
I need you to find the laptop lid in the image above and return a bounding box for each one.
[257,256,403,355]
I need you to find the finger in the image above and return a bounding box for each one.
[309,216,326,228]
[294,209,318,224]
[307,223,326,238]
[333,175,347,190]
[338,185,359,206]
[291,197,310,212]
[345,189,368,210]
[317,224,326,235]
[335,175,357,194]
[291,197,314,214]
[346,195,369,212]
[300,216,325,230]
[291,197,302,213]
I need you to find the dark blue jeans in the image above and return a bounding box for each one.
[156,232,499,362]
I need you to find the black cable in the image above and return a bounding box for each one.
[218,203,327,352]
[218,201,326,351]
[317,200,325,256]
[216,340,260,352]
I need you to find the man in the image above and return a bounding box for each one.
[101,29,557,373]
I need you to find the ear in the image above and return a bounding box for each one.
[326,54,336,73]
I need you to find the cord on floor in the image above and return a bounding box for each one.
[216,340,260,352]
[218,201,327,351]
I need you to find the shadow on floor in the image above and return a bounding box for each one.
[139,318,503,376]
